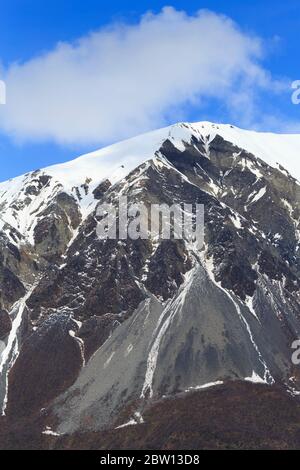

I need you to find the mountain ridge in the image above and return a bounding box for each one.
[0,120,299,448]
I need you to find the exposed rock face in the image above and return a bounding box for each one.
[0,236,26,310]
[0,265,25,310]
[33,192,81,263]
[0,121,299,448]
[0,310,11,340]
[92,179,111,199]
[6,314,84,418]
[78,314,121,361]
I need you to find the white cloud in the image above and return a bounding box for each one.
[0,7,278,145]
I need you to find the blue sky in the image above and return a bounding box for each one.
[0,0,300,181]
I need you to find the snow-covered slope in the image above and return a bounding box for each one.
[191,121,300,181]
[1,121,299,247]
[35,121,300,187]
[44,121,300,185]
[0,124,195,245]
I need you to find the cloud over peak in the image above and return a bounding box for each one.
[0,7,273,146]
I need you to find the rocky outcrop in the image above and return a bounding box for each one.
[0,265,25,310]
[78,314,121,361]
[92,179,111,199]
[33,192,81,263]
[6,314,84,418]
[0,309,11,340]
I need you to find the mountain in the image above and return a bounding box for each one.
[0,121,300,449]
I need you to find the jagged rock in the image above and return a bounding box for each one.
[0,309,12,340]
[6,314,84,418]
[78,314,121,361]
[34,192,81,263]
[0,265,25,310]
[92,179,111,199]
[145,239,193,300]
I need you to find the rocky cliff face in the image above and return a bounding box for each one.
[0,122,299,446]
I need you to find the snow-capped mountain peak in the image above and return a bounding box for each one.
[1,120,299,248]
[0,120,300,447]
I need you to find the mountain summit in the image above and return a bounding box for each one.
[0,122,299,449]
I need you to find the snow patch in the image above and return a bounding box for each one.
[245,371,267,384]
[42,427,61,437]
[185,381,224,392]
[250,186,266,204]
[115,411,144,429]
